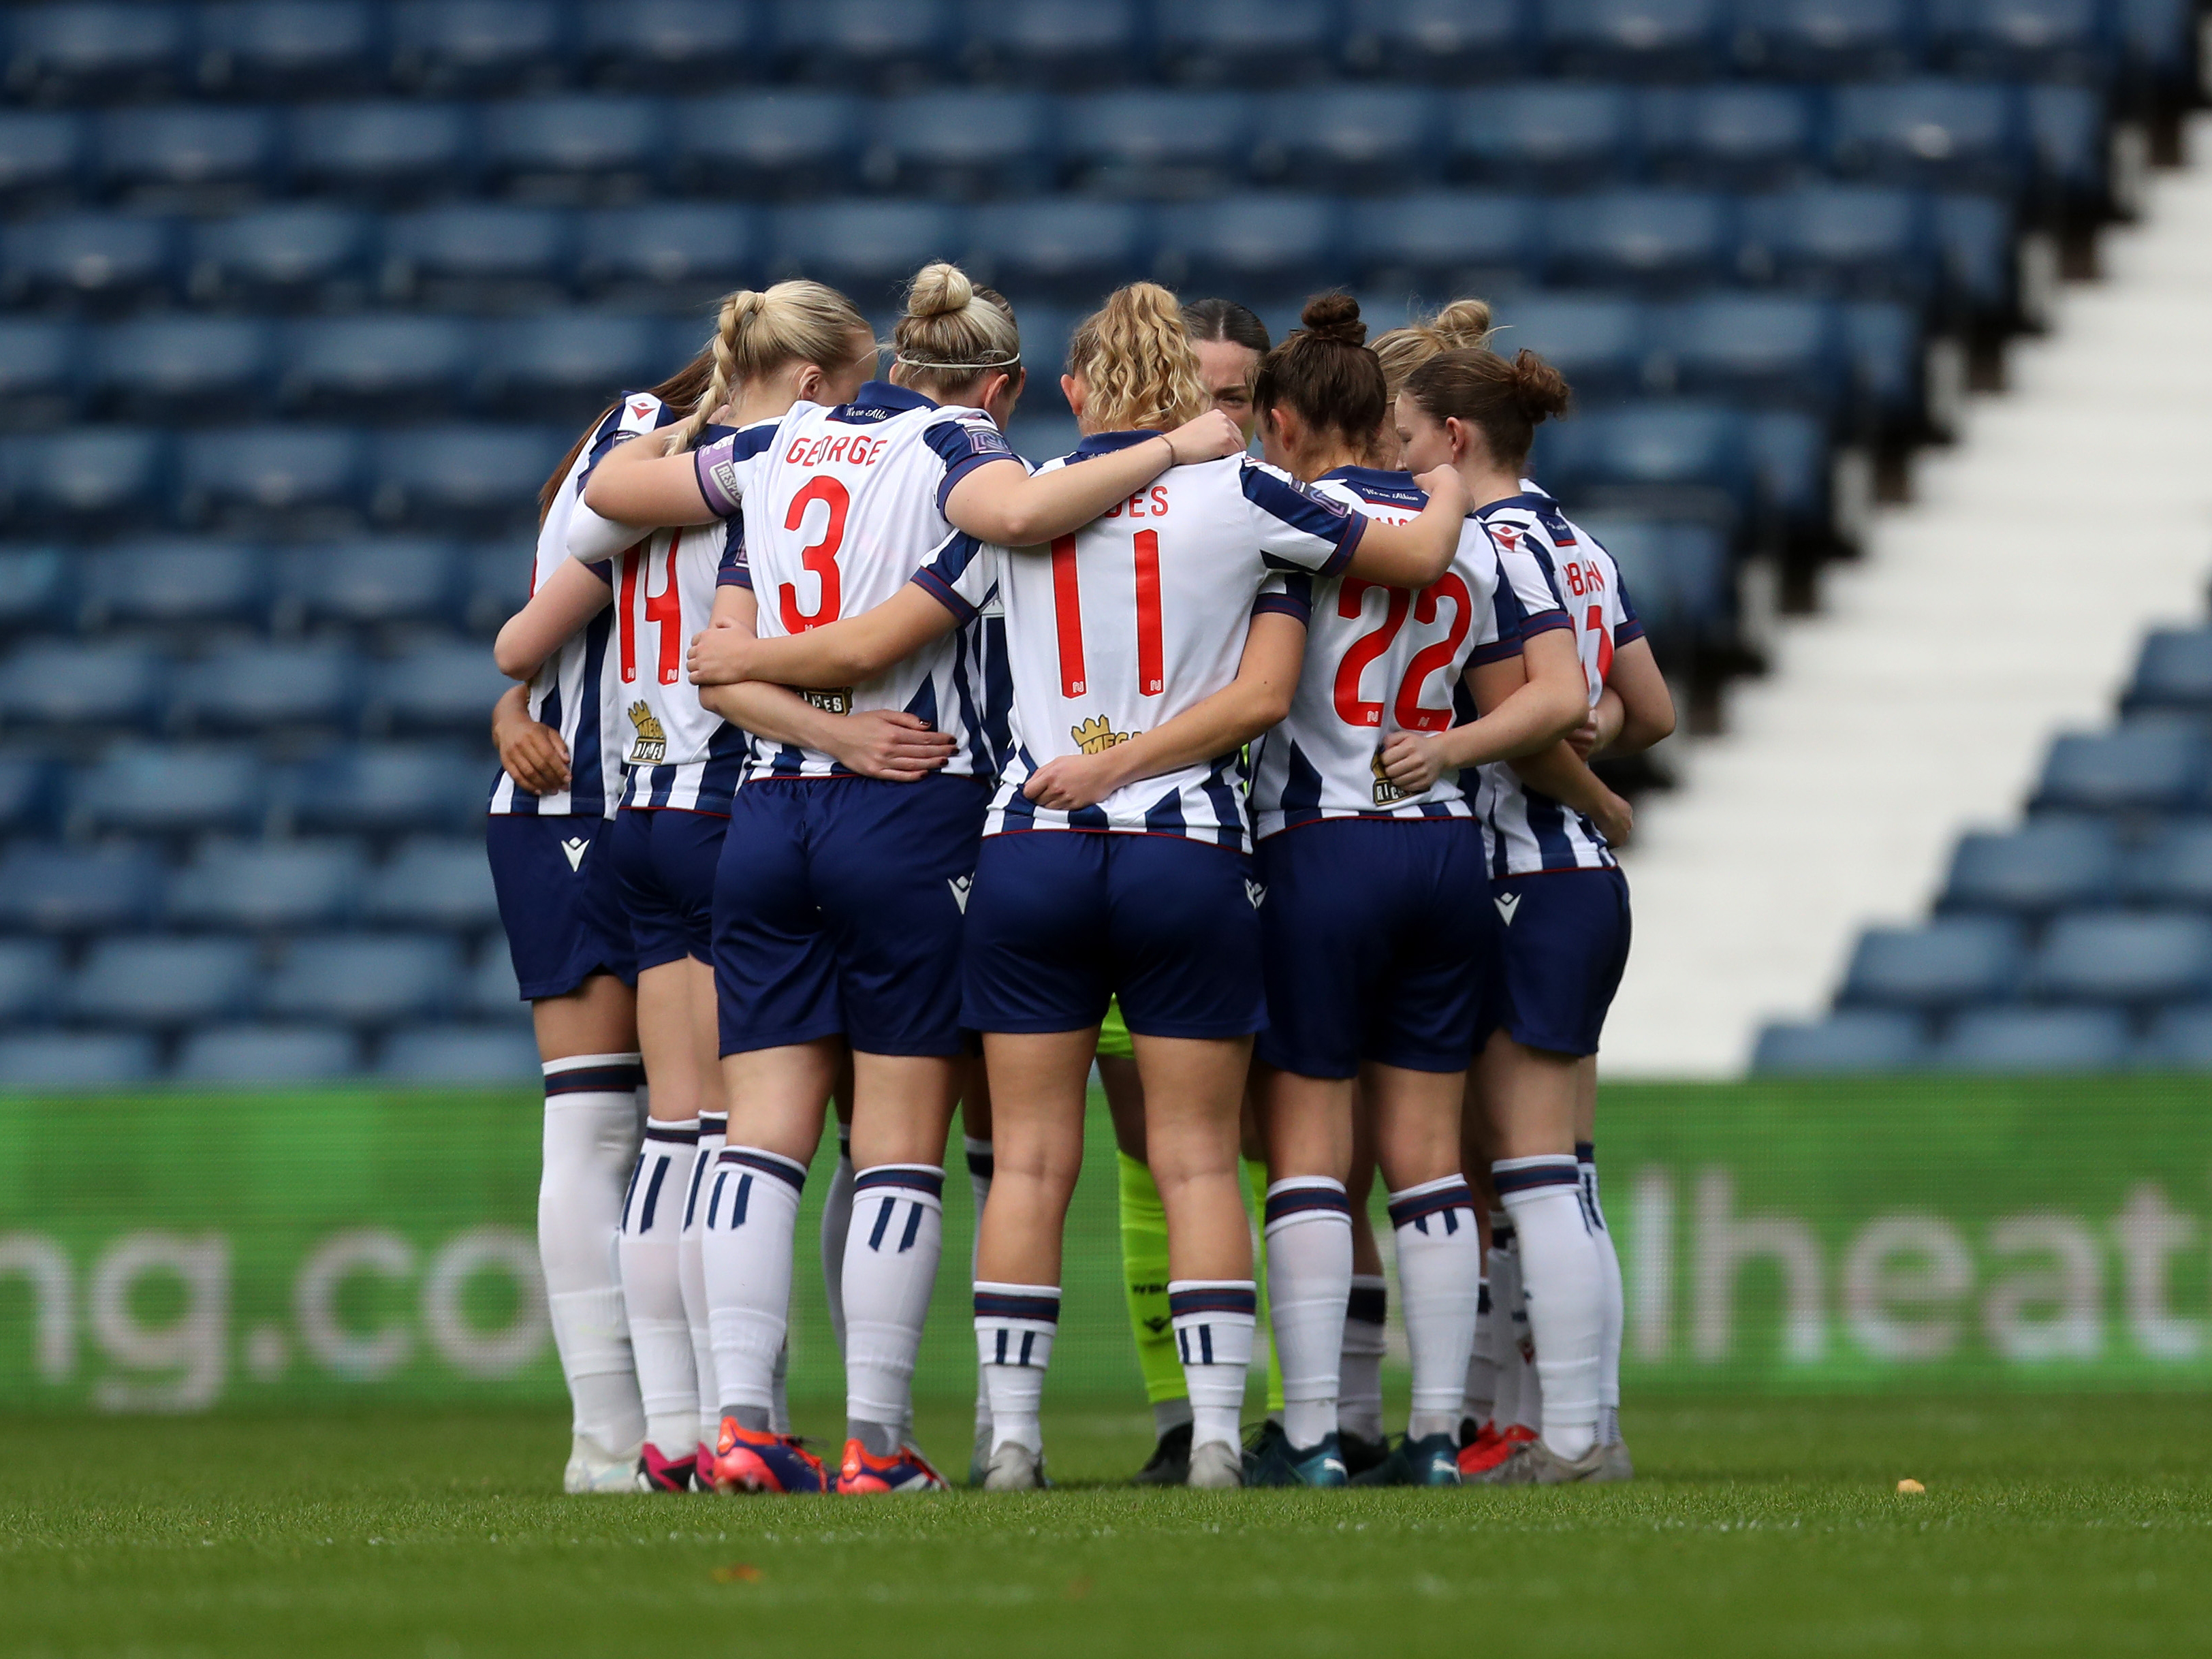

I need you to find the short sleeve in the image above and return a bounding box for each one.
[1469,554,1522,667]
[716,524,750,590]
[575,392,671,488]
[913,531,999,625]
[926,415,1023,511]
[1611,572,1645,648]
[1238,460,1368,577]
[1251,571,1313,625]
[1495,535,1570,644]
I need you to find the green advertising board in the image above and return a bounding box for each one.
[2,1077,2209,1410]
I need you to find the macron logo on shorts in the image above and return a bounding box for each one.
[1495,892,1521,926]
[561,838,589,872]
[1245,880,1266,909]
[948,874,973,913]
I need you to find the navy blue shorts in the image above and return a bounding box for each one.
[962,831,1266,1041]
[713,774,987,1058]
[1253,817,1492,1079]
[486,812,636,1000]
[609,806,726,973]
[1492,866,1632,1057]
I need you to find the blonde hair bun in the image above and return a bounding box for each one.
[906,261,975,320]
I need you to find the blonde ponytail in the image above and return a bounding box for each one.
[665,279,872,452]
[1372,296,1497,401]
[890,261,1022,404]
[1065,282,1210,434]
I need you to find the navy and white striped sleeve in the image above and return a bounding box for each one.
[1613,573,1645,648]
[912,531,998,624]
[575,391,672,488]
[926,415,1024,511]
[1473,572,1527,667]
[1251,571,1312,624]
[691,423,779,521]
[716,522,749,590]
[1494,534,1570,644]
[1239,460,1368,577]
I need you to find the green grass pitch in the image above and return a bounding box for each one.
[5,1396,2209,1658]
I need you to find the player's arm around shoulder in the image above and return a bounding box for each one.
[493,556,613,680]
[1379,625,1587,797]
[582,425,723,528]
[943,410,1243,547]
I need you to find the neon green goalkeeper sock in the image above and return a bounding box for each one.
[1242,1154,1286,1417]
[1117,1151,1185,1407]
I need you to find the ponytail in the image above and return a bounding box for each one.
[1372,296,1497,402]
[891,261,1022,405]
[1066,282,1210,434]
[1400,347,1570,470]
[1251,291,1387,451]
[663,279,872,453]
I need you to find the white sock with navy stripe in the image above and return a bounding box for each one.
[1169,1280,1257,1455]
[966,1137,995,1444]
[538,1054,646,1462]
[975,1281,1058,1456]
[1387,1175,1482,1442]
[619,1118,699,1460]
[1580,1140,1625,1447]
[679,1111,725,1453]
[1489,1218,1537,1433]
[842,1165,945,1453]
[1495,1154,1602,1462]
[1463,1277,1498,1429]
[1340,1275,1389,1443]
[701,1146,808,1430]
[1263,1178,1353,1451]
[821,1127,854,1358]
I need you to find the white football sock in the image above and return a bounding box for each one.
[770,1340,790,1436]
[1463,1278,1498,1429]
[975,1281,1058,1456]
[538,1054,646,1459]
[842,1165,945,1448]
[1581,1142,1625,1447]
[821,1128,854,1357]
[679,1111,725,1451]
[1496,1155,1602,1463]
[1387,1175,1482,1442]
[966,1136,994,1442]
[1170,1280,1257,1453]
[618,1120,698,1459]
[1490,1220,1538,1433]
[1340,1275,1388,1443]
[1263,1178,1353,1450]
[701,1146,808,1428]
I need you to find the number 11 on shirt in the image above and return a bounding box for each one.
[1050,530,1165,699]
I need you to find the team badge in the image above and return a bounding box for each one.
[1371,750,1406,808]
[802,687,853,715]
[1494,892,1521,926]
[560,838,588,872]
[1073,714,1133,755]
[1244,880,1266,909]
[947,874,973,914]
[627,701,667,763]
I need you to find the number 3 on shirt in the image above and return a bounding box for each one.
[1051,530,1165,698]
[779,476,847,633]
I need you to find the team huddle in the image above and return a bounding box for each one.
[486,259,1674,1496]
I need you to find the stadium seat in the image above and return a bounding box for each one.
[1739,187,1938,307]
[0,843,165,934]
[0,1032,157,1090]
[80,539,267,632]
[185,205,379,311]
[176,1024,363,1085]
[381,206,575,312]
[372,426,563,534]
[960,0,1148,87]
[2025,911,2212,1006]
[1842,300,1940,434]
[1939,818,2122,915]
[1934,0,2119,84]
[1540,0,1737,80]
[4,3,189,104]
[1155,0,1337,86]
[1,428,168,531]
[0,753,50,836]
[165,839,366,932]
[2025,84,2113,210]
[195,1,386,98]
[1664,294,1848,415]
[967,200,1152,305]
[1735,0,1925,80]
[2033,723,2209,814]
[0,937,61,1025]
[2142,1003,2212,1070]
[1569,515,1733,653]
[179,424,368,535]
[1342,0,1534,82]
[70,742,270,836]
[1348,191,1544,295]
[580,0,763,89]
[458,947,529,1021]
[575,204,761,308]
[476,311,675,425]
[1491,295,1654,401]
[774,0,955,88]
[1750,1010,1929,1073]
[0,317,83,430]
[171,644,359,733]
[2122,821,2212,909]
[1837,915,2024,1011]
[93,106,277,208]
[94,315,276,422]
[1640,85,1822,191]
[378,1024,542,1082]
[289,742,490,835]
[671,92,866,200]
[288,101,477,201]
[1446,83,1638,191]
[63,936,261,1030]
[1536,402,1752,531]
[2122,0,2197,97]
[1059,91,1257,199]
[1254,86,1441,193]
[0,110,86,210]
[360,838,501,932]
[276,315,476,422]
[1932,191,2025,321]
[1156,195,1344,306]
[368,643,514,736]
[1936,1006,2133,1071]
[263,932,464,1026]
[769,200,966,309]
[464,544,532,635]
[1745,408,1834,536]
[481,95,670,204]
[1,212,177,311]
[0,639,165,732]
[1828,81,2026,198]
[1544,191,1736,291]
[272,537,460,631]
[389,0,571,96]
[2119,627,2212,716]
[0,549,72,636]
[872,92,1055,200]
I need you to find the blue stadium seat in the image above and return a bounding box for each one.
[0,937,61,1025]
[71,742,270,836]
[63,936,261,1030]
[277,315,475,422]
[1931,191,2022,320]
[1750,1010,1929,1073]
[968,200,1151,305]
[481,95,670,203]
[288,101,477,201]
[2026,911,2212,1006]
[0,843,165,934]
[770,200,966,309]
[0,111,86,209]
[1940,818,2121,915]
[195,1,386,97]
[5,3,189,104]
[1745,408,1832,535]
[2142,1003,2212,1069]
[774,0,955,87]
[1934,0,2119,83]
[465,544,533,635]
[3,429,168,532]
[95,315,275,422]
[379,1024,541,1081]
[368,643,513,736]
[2122,0,2196,95]
[575,204,761,306]
[458,947,530,1022]
[0,753,51,836]
[1536,402,1752,531]
[180,425,367,535]
[580,0,763,89]
[1838,915,2024,1011]
[361,837,501,932]
[176,1024,363,1085]
[0,640,165,732]
[0,1032,157,1090]
[1842,300,1936,433]
[1568,515,1733,652]
[389,0,571,95]
[672,92,865,200]
[1348,191,1544,295]
[1157,195,1344,304]
[1256,87,1442,193]
[382,206,574,312]
[272,538,460,631]
[1936,1006,2132,1071]
[373,426,563,534]
[2121,627,2212,716]
[0,317,82,429]
[1665,295,1848,414]
[80,539,267,632]
[960,0,1148,87]
[1,213,176,311]
[1736,0,1925,79]
[1739,187,1937,306]
[289,742,490,834]
[2024,83,2111,210]
[1154,0,1337,86]
[165,839,366,932]
[1491,295,1652,400]
[264,932,464,1027]
[0,549,72,636]
[1544,191,1735,291]
[477,312,673,424]
[172,644,359,733]
[2034,723,2208,815]
[1060,91,1256,199]
[93,107,277,208]
[1540,0,1736,80]
[1640,86,1821,191]
[2123,821,2212,910]
[1447,84,1637,191]
[1343,0,1534,82]
[873,92,1054,199]
[186,206,379,311]
[1829,81,2026,198]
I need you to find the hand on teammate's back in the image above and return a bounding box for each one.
[1566,714,1601,761]
[1377,731,1445,795]
[1022,751,1120,810]
[493,706,571,795]
[827,711,958,783]
[1412,464,1472,517]
[1163,409,1246,466]
[1589,791,1634,849]
[686,622,754,686]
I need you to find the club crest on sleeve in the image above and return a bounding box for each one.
[627,701,667,763]
[1494,892,1521,926]
[1245,880,1267,909]
[560,838,589,872]
[948,874,973,913]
